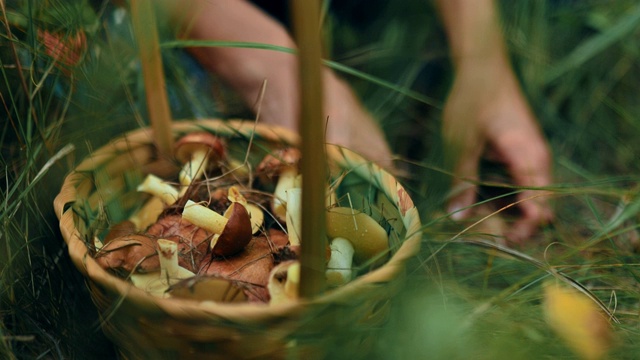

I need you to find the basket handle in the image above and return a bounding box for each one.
[130,0,174,156]
[291,1,327,298]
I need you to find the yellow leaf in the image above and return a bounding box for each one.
[543,282,612,360]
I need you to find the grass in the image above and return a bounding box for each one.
[2,0,640,358]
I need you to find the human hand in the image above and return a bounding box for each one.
[442,63,553,243]
[321,73,394,169]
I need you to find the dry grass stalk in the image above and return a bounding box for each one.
[130,0,174,155]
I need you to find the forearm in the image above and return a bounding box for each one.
[160,0,300,126]
[434,0,510,71]
[157,0,392,166]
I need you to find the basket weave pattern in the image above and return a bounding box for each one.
[54,120,421,359]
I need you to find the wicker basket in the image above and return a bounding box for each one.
[54,119,421,359]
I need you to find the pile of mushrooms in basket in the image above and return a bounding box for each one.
[94,132,391,304]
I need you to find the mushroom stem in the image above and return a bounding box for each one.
[182,200,228,234]
[284,261,300,297]
[137,174,179,204]
[268,261,300,305]
[129,197,165,230]
[273,167,299,221]
[158,238,180,280]
[325,237,354,287]
[326,207,389,264]
[174,133,224,194]
[179,149,208,187]
[129,174,179,230]
[285,188,302,246]
[184,199,252,257]
[130,238,195,297]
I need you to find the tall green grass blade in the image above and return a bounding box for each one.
[160,39,441,108]
[543,2,640,84]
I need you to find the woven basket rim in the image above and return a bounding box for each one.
[54,119,422,324]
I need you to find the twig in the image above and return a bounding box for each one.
[291,0,327,298]
[130,0,174,156]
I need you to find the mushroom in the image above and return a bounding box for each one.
[129,197,165,230]
[136,174,179,204]
[226,186,264,234]
[130,239,195,298]
[325,237,355,286]
[324,207,389,285]
[267,260,300,305]
[129,174,179,230]
[257,148,301,222]
[284,187,302,246]
[201,228,290,302]
[182,200,252,257]
[174,132,225,190]
[145,214,212,272]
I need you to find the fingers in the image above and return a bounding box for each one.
[506,189,553,243]
[447,157,480,221]
[447,123,553,243]
[494,130,553,243]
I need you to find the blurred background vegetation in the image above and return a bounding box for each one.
[2,0,640,358]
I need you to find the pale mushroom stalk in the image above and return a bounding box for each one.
[174,132,225,196]
[324,207,390,286]
[325,237,354,286]
[268,261,300,305]
[130,239,194,298]
[182,199,252,257]
[137,174,179,204]
[284,263,300,297]
[273,167,299,221]
[226,157,251,179]
[158,239,180,280]
[129,197,165,230]
[182,200,228,234]
[178,147,209,187]
[285,187,302,246]
[256,148,301,223]
[129,174,179,230]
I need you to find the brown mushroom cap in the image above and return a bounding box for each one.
[211,202,253,257]
[174,132,226,164]
[201,228,289,302]
[256,147,301,181]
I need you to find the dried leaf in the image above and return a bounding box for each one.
[543,282,612,360]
